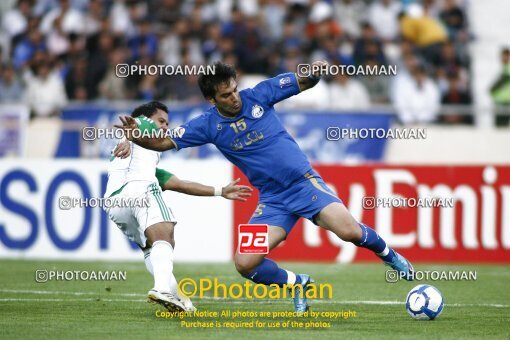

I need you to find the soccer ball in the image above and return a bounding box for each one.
[405,284,444,320]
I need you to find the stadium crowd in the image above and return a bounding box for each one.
[0,0,474,124]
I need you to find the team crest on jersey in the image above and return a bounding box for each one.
[279,76,291,88]
[251,104,264,118]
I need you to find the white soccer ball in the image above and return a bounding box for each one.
[405,284,444,320]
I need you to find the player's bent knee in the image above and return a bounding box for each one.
[145,222,175,246]
[234,254,263,276]
[331,220,361,242]
[340,227,361,242]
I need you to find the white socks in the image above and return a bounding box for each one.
[286,270,297,285]
[377,246,390,257]
[149,240,174,293]
[144,253,179,296]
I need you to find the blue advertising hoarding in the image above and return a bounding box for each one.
[56,104,394,162]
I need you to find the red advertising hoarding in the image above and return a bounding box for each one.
[233,165,510,263]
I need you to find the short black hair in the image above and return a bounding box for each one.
[131,101,168,118]
[198,62,237,99]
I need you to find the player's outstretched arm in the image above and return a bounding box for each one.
[163,176,253,201]
[114,115,175,152]
[296,60,328,92]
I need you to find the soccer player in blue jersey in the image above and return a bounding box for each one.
[116,61,414,312]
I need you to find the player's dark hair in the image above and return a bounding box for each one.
[131,101,168,118]
[198,62,237,99]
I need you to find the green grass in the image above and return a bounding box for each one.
[0,260,509,339]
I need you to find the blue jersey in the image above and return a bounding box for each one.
[171,73,313,194]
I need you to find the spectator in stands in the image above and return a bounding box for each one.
[353,22,386,66]
[440,70,472,125]
[201,21,222,62]
[46,14,70,57]
[439,0,467,41]
[163,73,204,103]
[393,64,441,124]
[156,49,206,102]
[422,0,441,19]
[0,63,25,102]
[159,18,188,66]
[65,55,95,100]
[153,0,182,31]
[359,58,391,104]
[25,60,68,118]
[109,0,144,37]
[1,0,32,43]
[272,41,306,76]
[12,21,46,69]
[65,32,87,65]
[40,0,85,35]
[285,2,308,36]
[442,71,471,105]
[83,0,105,36]
[261,0,287,42]
[128,18,158,62]
[0,0,473,127]
[217,35,237,61]
[85,32,113,99]
[398,6,448,67]
[438,41,468,73]
[306,1,343,43]
[233,14,268,74]
[187,4,209,37]
[329,72,371,110]
[435,42,469,95]
[311,36,353,67]
[333,0,366,40]
[274,19,302,58]
[368,0,401,42]
[98,47,131,100]
[138,74,158,101]
[490,48,510,126]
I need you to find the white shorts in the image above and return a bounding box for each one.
[105,181,177,248]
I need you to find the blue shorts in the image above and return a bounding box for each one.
[248,170,342,234]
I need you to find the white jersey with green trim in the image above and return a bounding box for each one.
[104,116,161,198]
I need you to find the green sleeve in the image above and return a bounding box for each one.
[135,116,158,133]
[155,168,174,188]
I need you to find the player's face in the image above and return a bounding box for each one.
[211,78,242,116]
[151,109,169,132]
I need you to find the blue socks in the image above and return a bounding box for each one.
[354,223,394,262]
[242,223,394,286]
[243,258,299,286]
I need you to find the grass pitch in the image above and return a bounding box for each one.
[0,260,509,339]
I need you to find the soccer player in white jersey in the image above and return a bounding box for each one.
[104,101,252,312]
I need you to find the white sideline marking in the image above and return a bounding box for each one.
[0,298,146,302]
[1,289,509,308]
[0,289,143,297]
